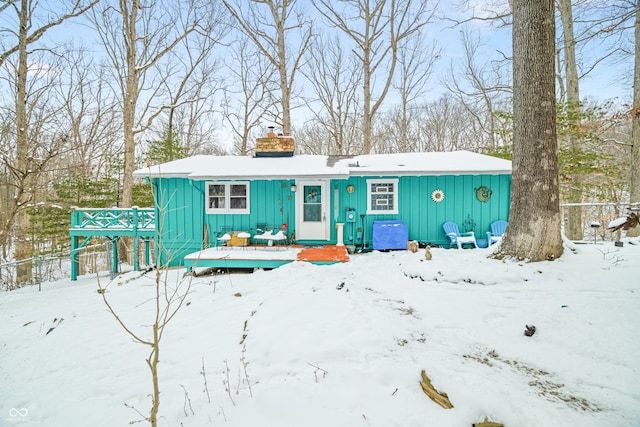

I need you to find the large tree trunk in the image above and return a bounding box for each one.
[14,0,32,283]
[120,0,139,210]
[495,0,563,261]
[558,0,583,241]
[629,3,640,238]
[276,13,292,135]
[363,51,372,154]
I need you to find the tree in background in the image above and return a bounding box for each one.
[443,28,512,151]
[387,35,440,153]
[300,34,363,155]
[154,8,228,159]
[0,0,98,281]
[629,1,640,237]
[495,0,563,261]
[313,0,435,153]
[145,128,187,165]
[90,0,204,210]
[557,0,585,241]
[221,36,279,155]
[223,0,312,135]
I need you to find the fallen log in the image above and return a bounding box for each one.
[419,370,453,409]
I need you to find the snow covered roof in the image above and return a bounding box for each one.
[133,155,349,180]
[133,151,512,180]
[332,151,512,176]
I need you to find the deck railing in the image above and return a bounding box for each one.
[69,207,156,281]
[70,207,155,231]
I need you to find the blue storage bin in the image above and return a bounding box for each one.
[372,220,408,250]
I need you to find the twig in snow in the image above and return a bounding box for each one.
[308,363,329,383]
[180,384,195,416]
[223,359,236,406]
[201,356,211,403]
[240,345,253,397]
[123,402,147,424]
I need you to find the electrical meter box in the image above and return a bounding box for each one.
[346,209,357,223]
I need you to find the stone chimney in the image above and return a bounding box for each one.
[255,127,295,157]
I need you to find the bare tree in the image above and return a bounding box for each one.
[374,106,421,153]
[556,0,584,241]
[53,46,121,176]
[453,0,513,27]
[0,0,98,279]
[390,35,440,152]
[314,0,435,153]
[90,0,204,210]
[221,36,279,155]
[443,28,511,151]
[629,1,640,237]
[577,0,638,235]
[294,119,364,155]
[495,0,563,261]
[98,247,192,426]
[222,0,312,135]
[553,0,638,238]
[417,95,487,152]
[302,35,363,155]
[152,7,228,158]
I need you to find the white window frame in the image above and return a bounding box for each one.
[205,181,250,214]
[366,178,399,214]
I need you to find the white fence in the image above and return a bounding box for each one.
[561,202,639,243]
[1,240,154,291]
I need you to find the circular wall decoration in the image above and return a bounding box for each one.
[431,189,445,203]
[474,186,492,202]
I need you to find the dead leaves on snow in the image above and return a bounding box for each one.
[463,349,602,412]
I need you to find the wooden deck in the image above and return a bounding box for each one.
[70,207,156,281]
[183,244,350,271]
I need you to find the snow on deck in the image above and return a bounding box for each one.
[184,246,302,262]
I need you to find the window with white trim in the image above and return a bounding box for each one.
[367,178,398,214]
[205,181,250,214]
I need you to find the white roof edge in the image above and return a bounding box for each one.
[187,173,350,180]
[133,171,189,179]
[133,151,512,179]
[350,170,512,177]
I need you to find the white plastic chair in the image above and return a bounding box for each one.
[254,229,287,247]
[487,220,508,245]
[217,233,231,248]
[443,221,478,249]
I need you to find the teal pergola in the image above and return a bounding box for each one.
[69,207,156,281]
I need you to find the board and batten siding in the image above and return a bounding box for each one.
[152,173,510,266]
[153,177,205,266]
[153,178,298,266]
[332,174,511,247]
[201,179,296,239]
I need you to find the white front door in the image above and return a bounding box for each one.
[295,180,330,241]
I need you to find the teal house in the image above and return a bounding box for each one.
[131,134,512,268]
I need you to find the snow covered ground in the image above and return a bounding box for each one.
[1,239,639,427]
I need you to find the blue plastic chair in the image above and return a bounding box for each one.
[443,222,478,249]
[487,220,508,245]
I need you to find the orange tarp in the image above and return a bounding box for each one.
[297,245,350,263]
